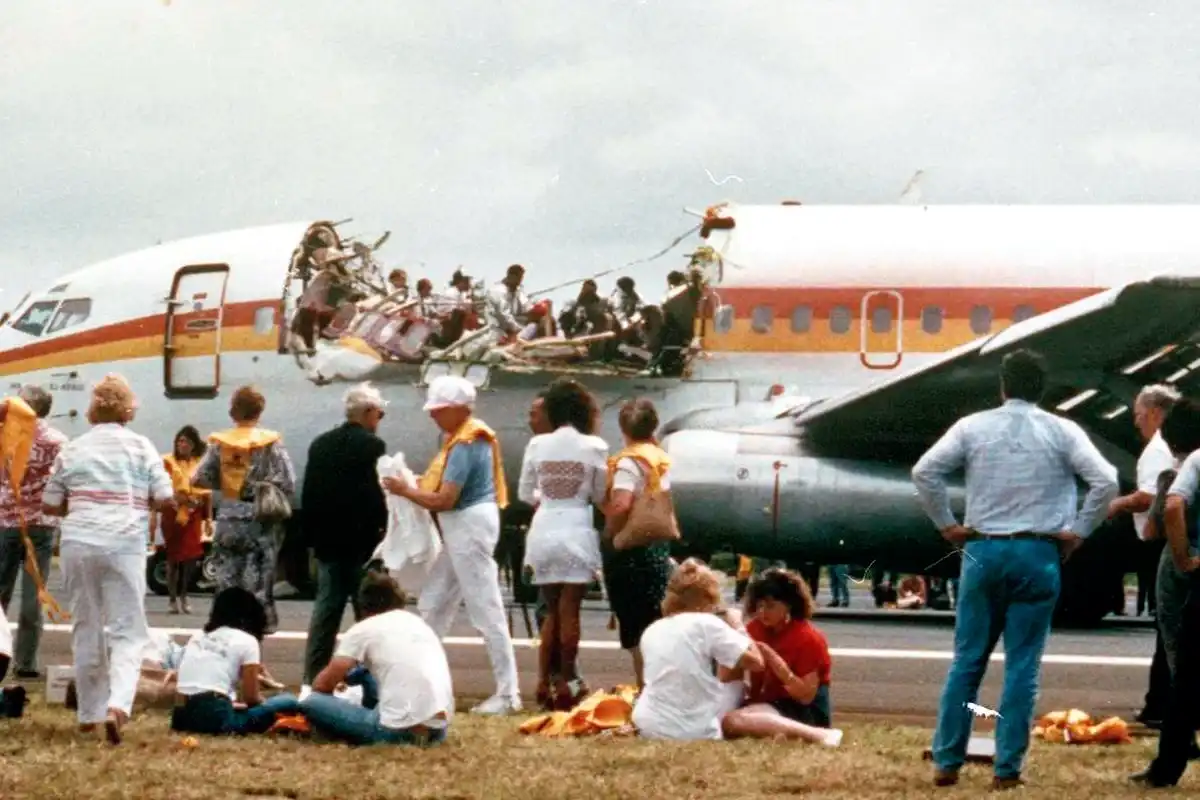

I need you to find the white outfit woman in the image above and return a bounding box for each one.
[519,426,608,585]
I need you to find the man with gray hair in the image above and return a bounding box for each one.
[301,382,389,685]
[1108,383,1181,729]
[0,384,68,680]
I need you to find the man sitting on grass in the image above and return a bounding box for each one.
[302,572,454,746]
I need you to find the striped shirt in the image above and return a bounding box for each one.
[0,419,69,529]
[43,423,174,555]
[912,399,1119,537]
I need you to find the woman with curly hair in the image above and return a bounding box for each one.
[192,386,296,634]
[722,567,843,746]
[630,558,763,740]
[41,375,175,744]
[518,379,608,709]
[152,425,211,615]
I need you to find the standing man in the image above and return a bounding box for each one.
[1131,397,1200,788]
[301,382,389,687]
[1108,384,1180,729]
[383,375,521,715]
[0,385,68,680]
[486,264,530,342]
[912,350,1118,791]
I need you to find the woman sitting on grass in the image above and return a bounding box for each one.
[721,568,843,746]
[171,587,301,735]
[630,559,764,740]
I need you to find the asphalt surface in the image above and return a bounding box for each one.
[7,572,1161,727]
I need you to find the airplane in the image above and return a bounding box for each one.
[2,204,1200,614]
[663,275,1200,625]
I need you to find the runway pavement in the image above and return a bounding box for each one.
[8,574,1161,726]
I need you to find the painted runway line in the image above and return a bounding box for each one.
[20,622,1152,667]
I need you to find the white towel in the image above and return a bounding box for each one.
[372,452,442,597]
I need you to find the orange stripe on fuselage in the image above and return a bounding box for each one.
[0,300,278,377]
[705,286,1102,353]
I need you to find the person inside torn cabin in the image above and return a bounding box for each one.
[289,247,357,355]
[386,269,409,301]
[447,269,475,309]
[609,277,644,330]
[486,264,531,342]
[557,280,608,339]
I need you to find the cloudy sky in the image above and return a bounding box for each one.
[2,1,1198,306]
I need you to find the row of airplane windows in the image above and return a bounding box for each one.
[716,303,1040,337]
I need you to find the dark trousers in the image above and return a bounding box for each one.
[171,691,302,735]
[1142,628,1172,720]
[304,559,366,684]
[1148,572,1200,784]
[0,526,55,673]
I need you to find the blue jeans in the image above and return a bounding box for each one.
[828,565,850,605]
[931,538,1061,780]
[171,692,302,735]
[300,691,448,746]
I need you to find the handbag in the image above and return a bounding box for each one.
[611,458,681,551]
[253,481,292,523]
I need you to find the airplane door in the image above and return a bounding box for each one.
[163,264,230,398]
[859,290,903,370]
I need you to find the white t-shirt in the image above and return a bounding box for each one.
[631,612,752,741]
[612,456,671,494]
[1135,431,1179,540]
[335,609,454,730]
[177,627,261,698]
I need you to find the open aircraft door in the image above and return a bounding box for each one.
[163,264,230,399]
[859,290,904,370]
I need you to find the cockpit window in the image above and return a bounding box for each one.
[10,300,60,337]
[45,298,92,335]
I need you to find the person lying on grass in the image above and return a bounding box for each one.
[721,568,843,746]
[171,587,301,735]
[301,571,454,746]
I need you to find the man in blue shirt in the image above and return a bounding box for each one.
[912,349,1118,791]
[384,375,520,715]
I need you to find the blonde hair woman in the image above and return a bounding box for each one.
[41,375,174,744]
[629,559,764,740]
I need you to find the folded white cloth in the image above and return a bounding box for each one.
[372,452,442,597]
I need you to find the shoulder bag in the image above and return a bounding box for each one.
[612,457,681,551]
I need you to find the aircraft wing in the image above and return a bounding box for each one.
[792,275,1200,464]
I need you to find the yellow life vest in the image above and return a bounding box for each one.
[606,441,671,497]
[163,454,211,524]
[419,417,509,509]
[208,426,282,498]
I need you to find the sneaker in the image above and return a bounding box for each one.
[470,693,522,715]
[2,686,27,718]
[821,728,844,747]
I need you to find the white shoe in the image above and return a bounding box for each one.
[821,728,844,748]
[470,693,522,716]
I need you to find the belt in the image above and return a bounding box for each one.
[174,691,228,708]
[966,531,1060,542]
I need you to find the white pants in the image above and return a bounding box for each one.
[418,502,518,698]
[0,597,12,659]
[61,543,150,723]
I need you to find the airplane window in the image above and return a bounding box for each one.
[871,306,892,334]
[970,305,993,335]
[751,305,773,334]
[829,305,851,335]
[9,300,59,337]
[790,305,812,333]
[1012,303,1036,323]
[253,306,275,335]
[714,304,734,334]
[45,298,92,335]
[920,306,943,334]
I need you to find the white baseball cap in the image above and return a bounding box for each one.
[423,375,477,411]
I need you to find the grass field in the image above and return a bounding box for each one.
[0,701,1182,799]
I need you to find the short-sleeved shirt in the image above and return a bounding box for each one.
[746,618,832,704]
[43,423,174,555]
[443,440,495,510]
[631,612,752,740]
[612,456,672,494]
[335,609,455,730]
[177,627,261,698]
[1135,432,1179,540]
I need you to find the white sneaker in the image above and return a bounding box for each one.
[470,693,523,716]
[821,728,844,748]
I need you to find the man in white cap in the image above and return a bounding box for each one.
[383,374,521,714]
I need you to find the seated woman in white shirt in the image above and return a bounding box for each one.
[631,559,766,740]
[302,572,454,746]
[519,379,608,710]
[171,588,301,735]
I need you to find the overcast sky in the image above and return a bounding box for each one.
[2,1,1199,307]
